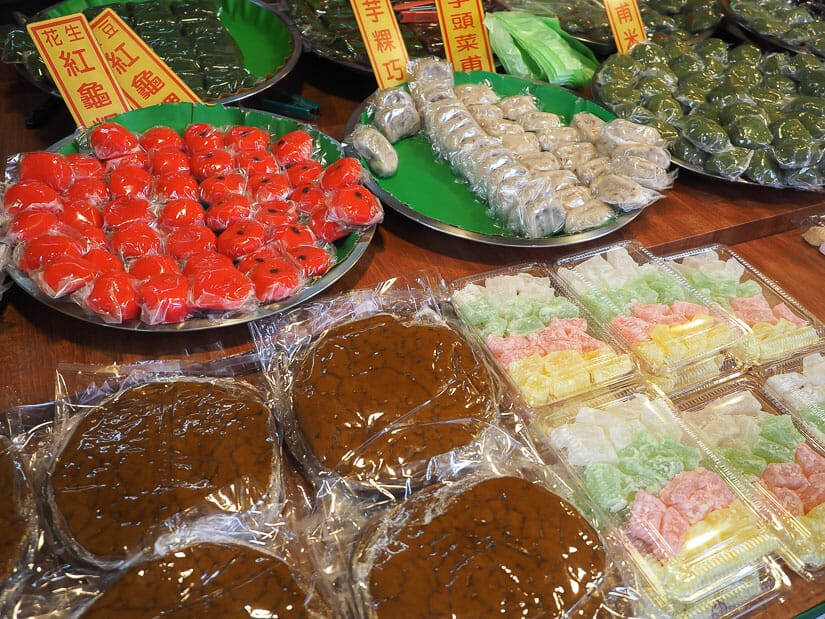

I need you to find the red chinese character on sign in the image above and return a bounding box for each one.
[62,23,85,43]
[361,0,386,22]
[106,43,139,74]
[455,33,479,53]
[41,28,63,47]
[59,49,94,76]
[371,28,396,52]
[162,92,181,103]
[450,12,475,30]
[133,70,164,98]
[96,18,120,40]
[458,55,484,72]
[78,82,112,109]
[448,0,470,8]
[615,3,634,24]
[622,27,642,48]
[382,58,404,83]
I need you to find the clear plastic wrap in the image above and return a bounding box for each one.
[250,281,512,499]
[2,107,376,328]
[554,241,747,394]
[664,244,824,367]
[532,382,786,616]
[449,263,636,408]
[345,422,646,618]
[41,354,282,568]
[798,211,825,253]
[674,375,825,578]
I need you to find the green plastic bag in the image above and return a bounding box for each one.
[484,11,598,88]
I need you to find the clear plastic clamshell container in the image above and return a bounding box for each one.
[664,244,824,367]
[449,263,637,408]
[673,375,825,578]
[553,241,747,394]
[531,382,784,616]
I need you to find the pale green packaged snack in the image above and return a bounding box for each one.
[484,11,598,88]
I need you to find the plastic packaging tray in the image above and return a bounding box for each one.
[673,375,825,578]
[664,244,825,367]
[553,240,747,393]
[449,263,637,408]
[530,381,784,615]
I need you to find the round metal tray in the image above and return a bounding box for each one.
[13,0,301,105]
[6,103,375,332]
[344,71,646,248]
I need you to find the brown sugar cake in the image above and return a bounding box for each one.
[0,437,28,583]
[80,543,307,618]
[291,314,497,487]
[356,475,606,617]
[50,380,274,562]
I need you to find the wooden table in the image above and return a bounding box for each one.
[1,55,824,616]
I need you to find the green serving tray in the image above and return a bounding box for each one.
[346,71,644,248]
[6,102,374,332]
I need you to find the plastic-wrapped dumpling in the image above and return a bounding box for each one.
[408,57,454,84]
[536,127,579,151]
[374,104,421,144]
[372,87,414,109]
[564,200,615,234]
[772,138,820,170]
[574,156,610,185]
[521,196,566,237]
[671,137,707,167]
[555,185,591,210]
[501,132,541,154]
[743,150,783,186]
[455,83,499,106]
[481,119,525,137]
[452,135,503,176]
[571,112,607,143]
[517,151,561,172]
[482,162,529,200]
[490,170,532,222]
[553,142,599,169]
[498,94,540,120]
[610,143,671,169]
[531,169,579,192]
[596,118,666,153]
[676,115,731,154]
[590,173,663,211]
[462,147,513,189]
[421,99,466,137]
[409,80,455,107]
[704,147,753,180]
[517,111,562,132]
[441,119,487,154]
[608,155,676,190]
[467,103,504,124]
[350,124,398,178]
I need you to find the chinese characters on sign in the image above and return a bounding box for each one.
[27,15,130,128]
[435,0,494,73]
[603,0,647,54]
[90,9,201,107]
[349,0,409,88]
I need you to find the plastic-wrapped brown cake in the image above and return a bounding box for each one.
[80,543,306,618]
[49,380,274,562]
[355,475,606,617]
[0,437,28,583]
[291,314,497,488]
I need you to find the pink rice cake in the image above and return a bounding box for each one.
[730,295,808,328]
[760,444,825,516]
[627,468,735,559]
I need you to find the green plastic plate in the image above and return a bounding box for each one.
[346,71,644,248]
[7,102,374,332]
[29,0,300,104]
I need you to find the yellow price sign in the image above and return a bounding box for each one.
[90,9,201,107]
[435,0,494,72]
[349,0,410,88]
[603,0,648,54]
[27,14,130,128]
